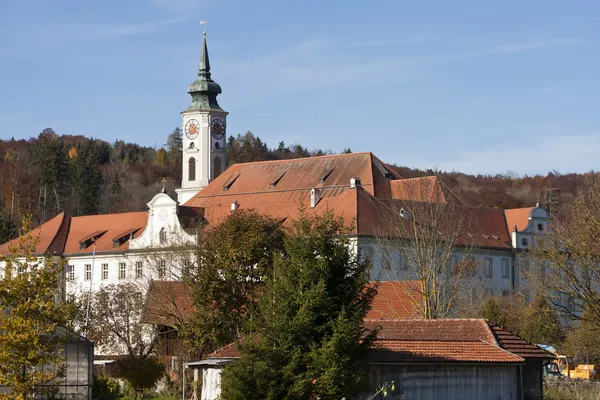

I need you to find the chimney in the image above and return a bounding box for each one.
[350,177,361,189]
[231,201,239,212]
[310,188,320,209]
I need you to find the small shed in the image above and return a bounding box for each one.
[0,327,94,400]
[360,319,553,400]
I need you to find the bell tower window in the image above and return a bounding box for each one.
[189,157,196,181]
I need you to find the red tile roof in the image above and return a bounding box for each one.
[205,318,549,364]
[366,319,496,343]
[489,322,551,359]
[207,340,243,358]
[0,211,148,256]
[504,207,534,232]
[141,281,195,327]
[390,176,446,203]
[367,281,422,319]
[373,340,523,363]
[0,212,68,255]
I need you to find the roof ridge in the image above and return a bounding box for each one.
[71,210,148,219]
[227,152,372,168]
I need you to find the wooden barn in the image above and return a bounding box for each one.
[360,318,552,400]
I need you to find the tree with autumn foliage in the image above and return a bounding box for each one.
[186,210,285,356]
[0,215,77,399]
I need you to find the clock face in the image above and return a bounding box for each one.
[210,118,226,140]
[185,119,200,140]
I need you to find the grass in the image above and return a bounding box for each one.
[544,383,600,400]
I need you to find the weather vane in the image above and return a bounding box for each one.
[200,20,207,36]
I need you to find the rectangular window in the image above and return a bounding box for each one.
[362,247,374,266]
[85,264,92,281]
[67,265,75,281]
[393,250,403,271]
[135,261,143,279]
[101,263,109,280]
[182,259,192,280]
[448,255,459,274]
[501,258,510,279]
[158,260,166,279]
[119,262,126,280]
[484,257,493,278]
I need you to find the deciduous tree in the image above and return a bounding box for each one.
[0,215,76,399]
[187,210,285,354]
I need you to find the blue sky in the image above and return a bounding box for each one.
[1,0,599,175]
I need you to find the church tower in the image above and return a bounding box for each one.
[176,32,228,204]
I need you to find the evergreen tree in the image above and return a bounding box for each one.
[31,130,69,221]
[0,215,77,398]
[68,141,103,216]
[0,215,18,244]
[220,212,377,400]
[165,127,183,167]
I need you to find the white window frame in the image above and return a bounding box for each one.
[119,262,126,280]
[158,260,166,279]
[501,258,510,279]
[484,257,493,278]
[85,264,92,281]
[67,265,75,281]
[101,263,109,280]
[135,261,143,279]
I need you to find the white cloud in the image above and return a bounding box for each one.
[425,134,600,175]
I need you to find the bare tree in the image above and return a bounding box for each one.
[528,173,600,325]
[374,176,481,319]
[84,283,156,357]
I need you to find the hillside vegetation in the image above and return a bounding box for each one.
[0,128,589,243]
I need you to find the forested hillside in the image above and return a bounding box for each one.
[0,128,590,244]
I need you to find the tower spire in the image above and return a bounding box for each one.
[184,21,223,113]
[198,35,211,80]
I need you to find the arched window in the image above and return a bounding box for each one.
[213,156,222,179]
[159,228,167,244]
[188,157,196,181]
[189,142,195,149]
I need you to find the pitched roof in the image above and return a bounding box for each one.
[63,211,147,254]
[207,340,243,358]
[488,322,552,359]
[389,176,446,203]
[504,207,534,232]
[373,340,524,363]
[364,319,553,364]
[141,280,195,327]
[204,318,549,365]
[0,212,69,255]
[0,211,148,256]
[367,281,422,319]
[184,152,398,205]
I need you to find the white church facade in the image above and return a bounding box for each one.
[0,34,550,309]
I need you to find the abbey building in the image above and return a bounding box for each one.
[0,35,549,306]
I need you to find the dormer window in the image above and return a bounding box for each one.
[79,230,107,250]
[537,223,545,232]
[112,227,141,248]
[159,228,167,244]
